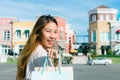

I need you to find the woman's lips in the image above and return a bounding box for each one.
[48,40,54,45]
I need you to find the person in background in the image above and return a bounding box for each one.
[16,15,58,80]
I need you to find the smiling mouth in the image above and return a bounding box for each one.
[47,40,54,45]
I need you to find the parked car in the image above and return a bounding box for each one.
[69,50,78,55]
[88,57,112,65]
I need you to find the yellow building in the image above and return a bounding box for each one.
[12,20,34,54]
[88,5,118,55]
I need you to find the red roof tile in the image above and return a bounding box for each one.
[97,5,109,9]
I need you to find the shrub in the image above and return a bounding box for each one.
[107,49,114,55]
[7,57,18,64]
[91,50,98,58]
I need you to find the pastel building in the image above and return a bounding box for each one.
[0,15,75,55]
[12,20,34,54]
[109,19,120,55]
[54,17,76,53]
[12,16,68,54]
[0,17,16,55]
[54,16,66,51]
[88,5,119,55]
[66,24,76,53]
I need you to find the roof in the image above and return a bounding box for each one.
[96,5,109,9]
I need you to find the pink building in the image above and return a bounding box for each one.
[66,25,76,53]
[55,16,66,40]
[0,16,75,55]
[0,18,16,55]
[54,16,75,53]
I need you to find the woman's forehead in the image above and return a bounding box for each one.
[44,22,58,29]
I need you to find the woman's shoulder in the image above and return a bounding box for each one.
[36,45,45,52]
[33,45,47,56]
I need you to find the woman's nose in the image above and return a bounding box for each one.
[50,32,55,38]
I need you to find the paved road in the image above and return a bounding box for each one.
[64,64,120,80]
[0,63,120,80]
[0,64,16,80]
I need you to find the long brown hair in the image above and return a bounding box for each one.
[16,15,58,80]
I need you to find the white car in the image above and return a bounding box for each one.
[88,57,112,65]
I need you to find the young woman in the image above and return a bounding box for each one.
[16,15,58,80]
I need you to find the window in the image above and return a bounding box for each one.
[2,45,10,55]
[116,33,120,40]
[100,14,104,20]
[24,30,30,38]
[60,31,63,40]
[113,15,116,20]
[4,31,10,40]
[19,45,24,53]
[92,15,96,21]
[106,14,110,20]
[16,30,21,38]
[92,30,96,42]
[100,32,110,41]
[59,27,64,40]
[106,32,110,41]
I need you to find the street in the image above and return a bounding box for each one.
[0,64,16,80]
[66,64,120,80]
[0,63,120,80]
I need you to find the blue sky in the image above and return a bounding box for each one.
[0,0,120,42]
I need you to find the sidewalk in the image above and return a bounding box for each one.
[72,55,88,64]
[0,54,8,63]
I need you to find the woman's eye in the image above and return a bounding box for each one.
[46,30,50,32]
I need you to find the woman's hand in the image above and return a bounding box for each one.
[47,48,58,59]
[47,48,59,67]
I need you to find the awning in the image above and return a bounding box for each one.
[16,30,21,33]
[24,30,29,33]
[116,29,120,33]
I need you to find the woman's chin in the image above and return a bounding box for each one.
[47,45,53,48]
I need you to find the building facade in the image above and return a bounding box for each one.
[66,24,76,53]
[88,5,119,55]
[0,18,16,55]
[110,21,120,55]
[12,20,34,54]
[0,15,75,55]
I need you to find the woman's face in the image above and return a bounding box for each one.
[40,22,58,49]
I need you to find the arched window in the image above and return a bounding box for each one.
[15,30,21,39]
[92,30,96,42]
[24,30,30,38]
